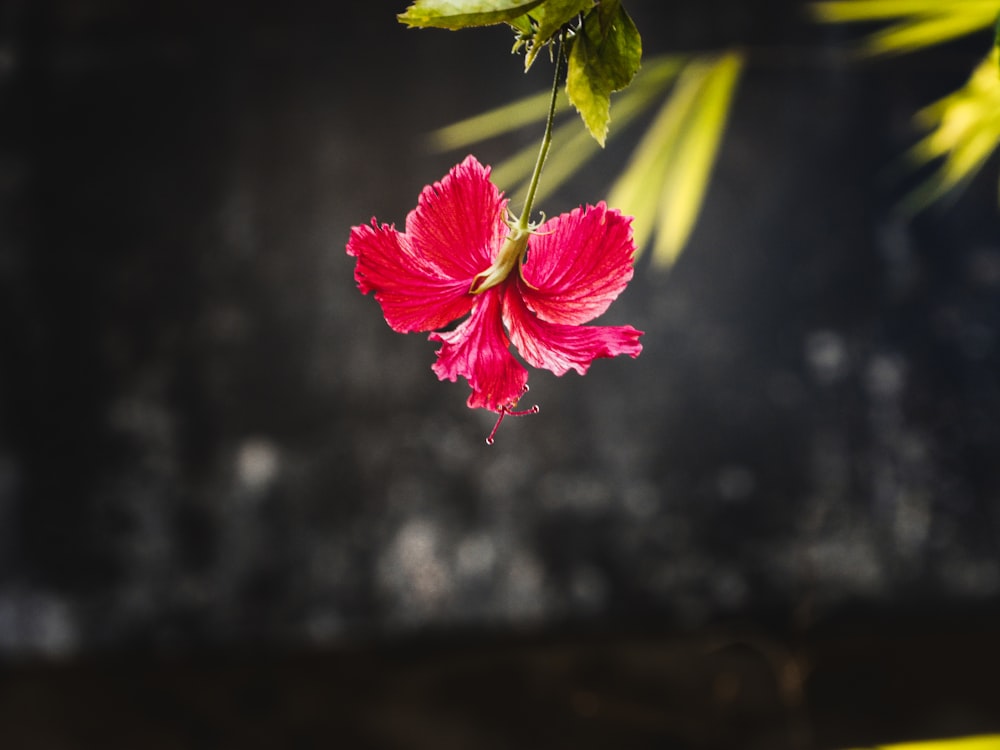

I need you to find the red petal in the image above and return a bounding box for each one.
[505,284,643,376]
[430,289,528,411]
[520,202,636,326]
[408,155,509,280]
[347,220,474,332]
[345,156,509,334]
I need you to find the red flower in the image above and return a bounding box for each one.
[346,156,643,435]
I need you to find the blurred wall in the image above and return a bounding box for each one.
[1,0,999,656]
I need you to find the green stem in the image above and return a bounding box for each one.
[469,40,565,296]
[518,37,564,230]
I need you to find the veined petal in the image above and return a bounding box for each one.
[430,289,528,411]
[505,284,643,376]
[347,220,475,332]
[408,155,509,279]
[520,202,637,325]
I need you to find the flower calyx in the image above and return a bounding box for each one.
[469,214,543,295]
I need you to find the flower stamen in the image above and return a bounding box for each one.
[485,384,540,445]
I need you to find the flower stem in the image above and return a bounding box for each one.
[472,40,564,296]
[518,37,563,230]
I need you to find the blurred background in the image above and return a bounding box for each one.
[1,1,999,747]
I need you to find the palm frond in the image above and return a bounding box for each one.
[427,89,572,152]
[812,1,999,55]
[608,52,744,266]
[494,55,687,207]
[841,734,1000,750]
[902,48,1000,212]
[428,52,742,266]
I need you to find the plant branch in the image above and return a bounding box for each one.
[518,35,564,229]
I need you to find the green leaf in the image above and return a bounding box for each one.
[507,13,534,35]
[399,0,545,30]
[522,0,595,70]
[566,1,642,145]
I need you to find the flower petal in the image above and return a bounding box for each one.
[430,289,528,411]
[347,220,475,332]
[505,284,643,376]
[520,202,637,325]
[408,155,509,280]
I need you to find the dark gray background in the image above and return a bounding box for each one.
[0,1,999,746]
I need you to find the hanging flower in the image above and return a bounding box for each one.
[346,155,643,441]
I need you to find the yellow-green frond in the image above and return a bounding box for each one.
[428,53,688,210]
[654,52,743,266]
[902,48,1000,212]
[428,54,685,153]
[813,1,1000,55]
[842,733,1000,750]
[608,52,744,266]
[426,89,570,151]
[427,52,740,266]
[490,115,587,194]
[867,13,1000,56]
[608,61,712,252]
[494,56,685,207]
[813,1,1000,23]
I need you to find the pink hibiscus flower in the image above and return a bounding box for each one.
[346,155,643,442]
